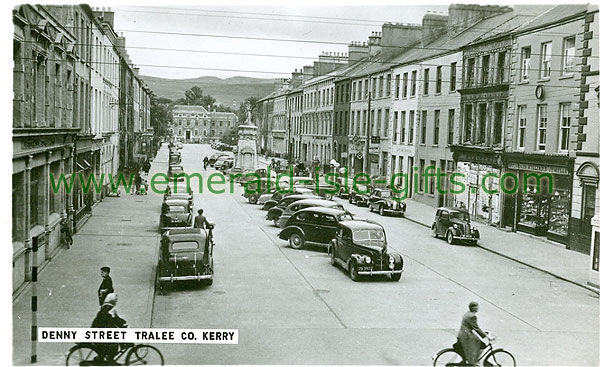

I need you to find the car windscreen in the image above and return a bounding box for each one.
[380,190,393,199]
[450,212,469,221]
[171,241,200,250]
[167,205,187,213]
[338,213,354,221]
[352,229,386,246]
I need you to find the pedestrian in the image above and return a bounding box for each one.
[458,301,487,366]
[98,266,114,306]
[203,156,209,170]
[91,293,127,363]
[194,209,208,229]
[143,159,151,176]
[134,171,142,195]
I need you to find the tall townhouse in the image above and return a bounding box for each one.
[408,6,512,207]
[348,24,422,178]
[452,7,545,226]
[92,9,120,196]
[12,5,77,290]
[131,70,153,162]
[504,5,587,245]
[117,36,135,173]
[257,92,275,154]
[286,87,303,161]
[272,92,287,156]
[578,4,599,287]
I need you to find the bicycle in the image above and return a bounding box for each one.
[433,333,516,367]
[65,342,164,366]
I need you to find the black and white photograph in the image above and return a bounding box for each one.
[6,1,600,366]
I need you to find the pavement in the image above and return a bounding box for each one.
[12,154,164,365]
[400,198,597,293]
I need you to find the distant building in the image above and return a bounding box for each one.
[170,105,238,143]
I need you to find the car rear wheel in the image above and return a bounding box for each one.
[248,195,258,204]
[432,224,438,238]
[349,262,360,281]
[390,273,402,281]
[289,233,304,249]
[379,207,385,216]
[369,204,374,212]
[446,231,455,245]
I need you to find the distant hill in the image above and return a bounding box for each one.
[141,75,284,108]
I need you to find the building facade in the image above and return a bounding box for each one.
[170,105,237,143]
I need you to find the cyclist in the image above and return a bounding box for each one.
[60,218,73,249]
[91,293,128,363]
[458,301,487,366]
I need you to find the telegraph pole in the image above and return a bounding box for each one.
[365,76,372,175]
[287,108,292,164]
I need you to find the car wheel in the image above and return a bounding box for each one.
[369,204,374,212]
[390,273,402,281]
[248,195,258,204]
[379,207,385,216]
[446,231,455,245]
[432,224,438,238]
[289,233,304,249]
[324,193,333,200]
[273,218,279,226]
[329,246,336,266]
[349,262,360,282]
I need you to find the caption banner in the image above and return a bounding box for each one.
[39,328,238,344]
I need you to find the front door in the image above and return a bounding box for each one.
[185,130,191,141]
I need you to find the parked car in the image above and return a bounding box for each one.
[329,220,404,281]
[278,207,354,249]
[266,194,322,225]
[168,164,185,182]
[277,199,345,228]
[158,225,215,292]
[260,187,315,210]
[337,178,354,199]
[160,199,194,233]
[169,151,181,165]
[243,177,272,204]
[208,153,227,166]
[431,207,480,245]
[368,188,406,216]
[348,184,372,206]
[238,168,277,187]
[214,156,234,170]
[166,182,193,197]
[163,193,193,211]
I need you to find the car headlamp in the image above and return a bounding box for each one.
[364,256,372,264]
[453,224,458,229]
[389,255,395,263]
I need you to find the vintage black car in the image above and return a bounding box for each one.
[168,164,185,182]
[336,178,354,199]
[368,188,406,216]
[238,168,277,187]
[160,199,194,233]
[348,184,372,206]
[329,220,404,281]
[278,207,354,249]
[169,151,181,165]
[431,207,480,245]
[277,199,345,228]
[260,187,315,210]
[243,177,273,204]
[158,226,215,292]
[163,193,193,211]
[266,194,322,225]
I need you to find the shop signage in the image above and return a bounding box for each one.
[507,162,568,175]
[371,136,381,144]
[455,151,500,167]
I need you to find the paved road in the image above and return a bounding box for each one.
[152,144,599,366]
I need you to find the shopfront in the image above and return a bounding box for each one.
[504,154,574,244]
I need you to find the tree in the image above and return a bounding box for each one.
[149,91,172,137]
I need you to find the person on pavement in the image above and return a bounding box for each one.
[458,301,487,366]
[98,266,114,306]
[203,156,209,170]
[194,209,208,229]
[91,293,127,363]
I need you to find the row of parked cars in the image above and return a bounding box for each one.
[157,146,215,292]
[238,173,405,282]
[211,142,234,151]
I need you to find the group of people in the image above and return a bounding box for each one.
[131,159,151,195]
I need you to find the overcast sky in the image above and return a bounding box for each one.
[112,5,449,80]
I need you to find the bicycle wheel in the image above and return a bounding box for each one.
[433,348,465,366]
[125,344,164,365]
[483,349,516,367]
[65,344,102,366]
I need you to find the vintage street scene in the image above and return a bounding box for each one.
[10,3,600,366]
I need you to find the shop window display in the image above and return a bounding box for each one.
[519,183,549,231]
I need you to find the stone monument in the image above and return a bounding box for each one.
[236,102,258,170]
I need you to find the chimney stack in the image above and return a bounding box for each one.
[421,13,449,45]
[448,4,512,36]
[368,31,382,56]
[381,22,423,57]
[348,41,369,65]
